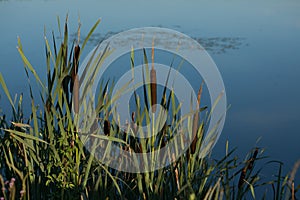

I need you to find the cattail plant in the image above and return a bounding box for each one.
[150,38,157,113]
[190,83,203,155]
[103,117,110,136]
[71,23,80,115]
[237,147,259,198]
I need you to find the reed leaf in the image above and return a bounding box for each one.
[0,73,16,113]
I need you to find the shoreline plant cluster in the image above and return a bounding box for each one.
[0,16,299,199]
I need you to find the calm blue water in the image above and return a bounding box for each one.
[1,0,300,183]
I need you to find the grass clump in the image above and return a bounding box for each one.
[0,16,299,200]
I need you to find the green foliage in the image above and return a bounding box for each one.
[0,15,299,200]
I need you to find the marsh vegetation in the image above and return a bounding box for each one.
[0,17,299,200]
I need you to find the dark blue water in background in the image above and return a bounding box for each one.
[1,0,300,183]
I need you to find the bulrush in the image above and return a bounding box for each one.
[70,20,80,114]
[131,111,137,134]
[72,43,80,115]
[238,148,259,189]
[104,119,110,136]
[71,44,80,93]
[150,38,157,113]
[190,83,203,155]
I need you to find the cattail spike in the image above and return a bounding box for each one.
[238,147,259,189]
[150,37,157,113]
[104,119,110,136]
[248,147,259,170]
[150,68,157,113]
[71,45,80,93]
[190,112,198,154]
[190,83,204,154]
[197,82,203,109]
[238,166,247,189]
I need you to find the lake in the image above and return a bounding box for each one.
[0,0,299,181]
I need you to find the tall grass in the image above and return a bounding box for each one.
[0,16,299,199]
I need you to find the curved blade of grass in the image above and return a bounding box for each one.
[80,19,101,56]
[3,129,48,144]
[97,161,122,196]
[17,47,45,91]
[0,73,16,113]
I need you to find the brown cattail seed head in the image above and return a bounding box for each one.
[150,68,157,113]
[104,120,110,136]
